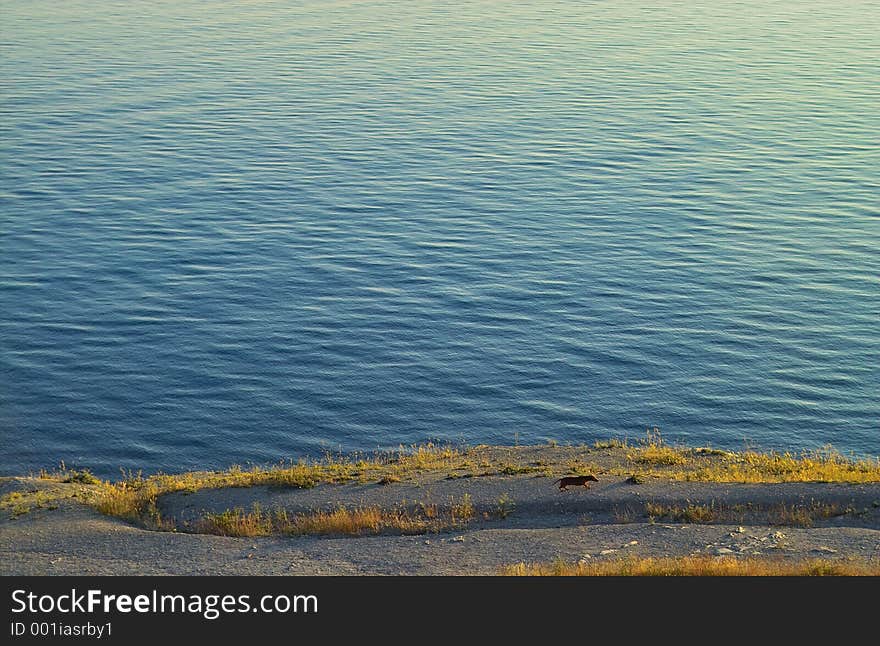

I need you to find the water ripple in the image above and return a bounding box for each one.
[2,0,878,475]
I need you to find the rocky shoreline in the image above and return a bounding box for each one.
[2,444,879,575]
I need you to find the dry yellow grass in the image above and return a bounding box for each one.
[503,555,880,576]
[616,430,880,483]
[679,448,880,483]
[88,443,464,527]
[195,506,276,536]
[27,437,875,531]
[629,445,688,466]
[625,427,688,466]
[644,501,719,524]
[641,500,851,527]
[285,506,432,536]
[194,497,476,537]
[450,493,475,522]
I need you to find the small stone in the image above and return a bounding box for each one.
[625,540,638,546]
[773,531,786,540]
[714,547,735,555]
[599,549,617,555]
[813,546,837,554]
[736,526,745,533]
[451,536,464,542]
[424,540,431,545]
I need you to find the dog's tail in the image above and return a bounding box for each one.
[552,478,562,485]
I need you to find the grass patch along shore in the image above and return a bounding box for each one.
[617,428,880,483]
[195,495,476,537]
[12,434,879,535]
[78,443,468,529]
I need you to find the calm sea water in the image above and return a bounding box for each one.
[1,1,878,477]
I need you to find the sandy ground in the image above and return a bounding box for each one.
[2,446,879,575]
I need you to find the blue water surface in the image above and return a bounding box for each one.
[1,1,878,476]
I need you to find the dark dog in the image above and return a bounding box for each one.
[553,475,599,491]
